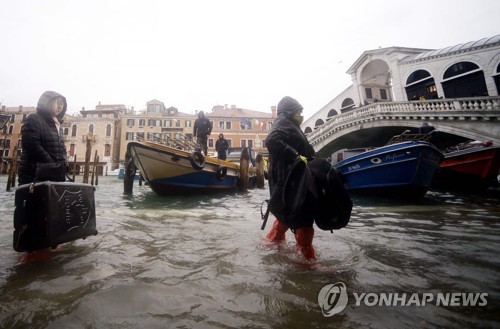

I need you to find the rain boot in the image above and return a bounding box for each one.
[265,219,288,242]
[294,226,316,260]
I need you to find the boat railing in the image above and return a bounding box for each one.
[385,130,434,145]
[138,134,200,151]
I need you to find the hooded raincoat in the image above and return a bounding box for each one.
[18,91,67,185]
[266,96,316,227]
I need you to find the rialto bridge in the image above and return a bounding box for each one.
[306,97,500,158]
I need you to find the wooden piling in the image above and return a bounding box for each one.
[83,132,92,184]
[238,147,249,191]
[91,150,98,186]
[255,153,265,188]
[123,151,135,194]
[72,155,77,181]
[6,146,18,191]
[94,153,99,186]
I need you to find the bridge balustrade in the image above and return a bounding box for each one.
[307,97,500,148]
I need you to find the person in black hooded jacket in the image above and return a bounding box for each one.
[265,96,317,260]
[193,111,212,156]
[18,91,68,185]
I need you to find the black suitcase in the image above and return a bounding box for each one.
[13,181,98,252]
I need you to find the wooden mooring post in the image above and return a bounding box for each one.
[83,132,92,184]
[6,146,18,191]
[123,151,135,194]
[255,153,265,188]
[72,154,77,181]
[238,147,249,191]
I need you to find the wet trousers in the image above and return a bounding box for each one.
[265,219,316,260]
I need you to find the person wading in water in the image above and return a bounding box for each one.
[264,96,317,260]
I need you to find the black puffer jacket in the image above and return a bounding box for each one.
[266,97,315,225]
[18,91,67,185]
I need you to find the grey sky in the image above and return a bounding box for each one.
[1,0,498,119]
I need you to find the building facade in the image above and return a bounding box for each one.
[1,99,277,176]
[64,103,125,174]
[204,104,277,155]
[0,105,34,174]
[117,102,277,163]
[118,99,197,164]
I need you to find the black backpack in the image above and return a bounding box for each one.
[261,158,352,232]
[308,159,353,231]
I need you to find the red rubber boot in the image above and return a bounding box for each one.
[265,219,289,242]
[294,227,316,260]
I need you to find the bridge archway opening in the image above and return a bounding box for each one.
[405,69,437,100]
[315,119,325,128]
[442,61,488,97]
[340,98,355,113]
[360,59,392,103]
[495,62,500,94]
[327,109,338,118]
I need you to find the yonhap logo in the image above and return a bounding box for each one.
[317,282,348,317]
[317,282,488,317]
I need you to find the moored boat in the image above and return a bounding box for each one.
[126,139,246,195]
[333,139,443,198]
[432,141,500,191]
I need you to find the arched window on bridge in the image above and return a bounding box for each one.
[327,109,338,120]
[442,61,487,98]
[405,69,437,100]
[340,98,355,113]
[304,127,313,134]
[315,119,324,128]
[494,62,500,95]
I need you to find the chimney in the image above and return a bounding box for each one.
[82,107,85,111]
[224,104,228,110]
[271,106,277,118]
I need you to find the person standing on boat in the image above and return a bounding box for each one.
[193,111,212,156]
[18,91,68,185]
[215,133,229,160]
[265,96,317,260]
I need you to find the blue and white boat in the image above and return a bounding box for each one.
[126,140,244,195]
[333,140,443,198]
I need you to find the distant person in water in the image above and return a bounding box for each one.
[193,111,212,156]
[215,133,229,160]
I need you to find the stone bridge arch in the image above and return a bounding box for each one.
[307,97,500,157]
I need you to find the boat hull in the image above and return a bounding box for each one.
[334,141,443,198]
[127,141,240,195]
[432,146,500,191]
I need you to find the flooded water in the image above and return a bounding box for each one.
[0,175,499,329]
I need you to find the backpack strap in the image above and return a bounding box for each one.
[260,199,271,230]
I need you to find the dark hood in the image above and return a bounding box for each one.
[36,91,67,122]
[277,96,303,116]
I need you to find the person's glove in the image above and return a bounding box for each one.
[297,154,308,164]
